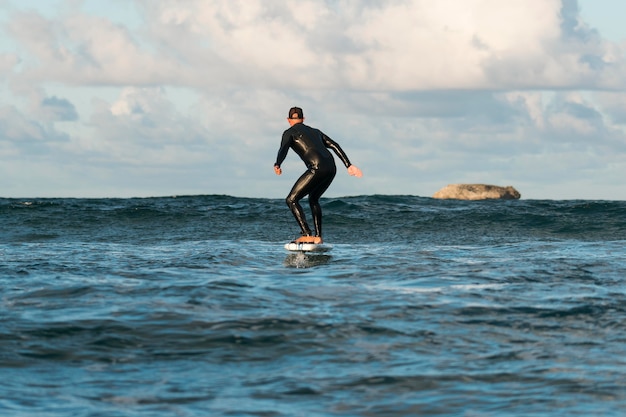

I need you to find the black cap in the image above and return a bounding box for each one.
[288,107,304,119]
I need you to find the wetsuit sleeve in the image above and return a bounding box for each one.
[321,132,352,168]
[274,131,292,167]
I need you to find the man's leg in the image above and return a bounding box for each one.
[286,170,316,236]
[308,168,336,239]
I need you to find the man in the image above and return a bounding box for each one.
[274,107,363,244]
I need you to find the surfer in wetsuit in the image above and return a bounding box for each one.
[274,107,363,244]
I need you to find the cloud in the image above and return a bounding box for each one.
[4,0,624,92]
[0,52,19,74]
[0,103,71,145]
[40,96,78,121]
[1,0,626,199]
[0,105,45,143]
[89,87,209,164]
[5,9,181,86]
[594,92,626,125]
[140,0,625,90]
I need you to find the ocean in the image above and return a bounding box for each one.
[1,195,625,416]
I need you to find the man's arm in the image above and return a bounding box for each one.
[321,133,352,168]
[321,132,362,177]
[274,131,292,174]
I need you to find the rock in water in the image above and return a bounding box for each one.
[433,184,521,200]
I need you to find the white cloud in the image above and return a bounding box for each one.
[5,0,623,91]
[594,91,626,125]
[5,9,178,86]
[0,52,19,74]
[40,96,78,122]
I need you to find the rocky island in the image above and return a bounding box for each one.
[433,184,521,200]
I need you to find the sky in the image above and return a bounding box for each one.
[1,0,625,200]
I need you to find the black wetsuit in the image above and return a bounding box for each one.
[274,122,352,238]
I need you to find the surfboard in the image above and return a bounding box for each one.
[284,242,333,253]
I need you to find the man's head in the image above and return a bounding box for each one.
[287,107,304,125]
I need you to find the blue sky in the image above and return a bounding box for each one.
[1,0,625,200]
[579,0,626,41]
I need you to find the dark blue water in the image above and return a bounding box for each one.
[1,195,625,416]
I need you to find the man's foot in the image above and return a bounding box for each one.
[294,235,323,244]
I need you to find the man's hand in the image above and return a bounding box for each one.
[347,165,362,178]
[274,165,282,175]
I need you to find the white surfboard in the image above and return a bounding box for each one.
[284,242,333,253]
